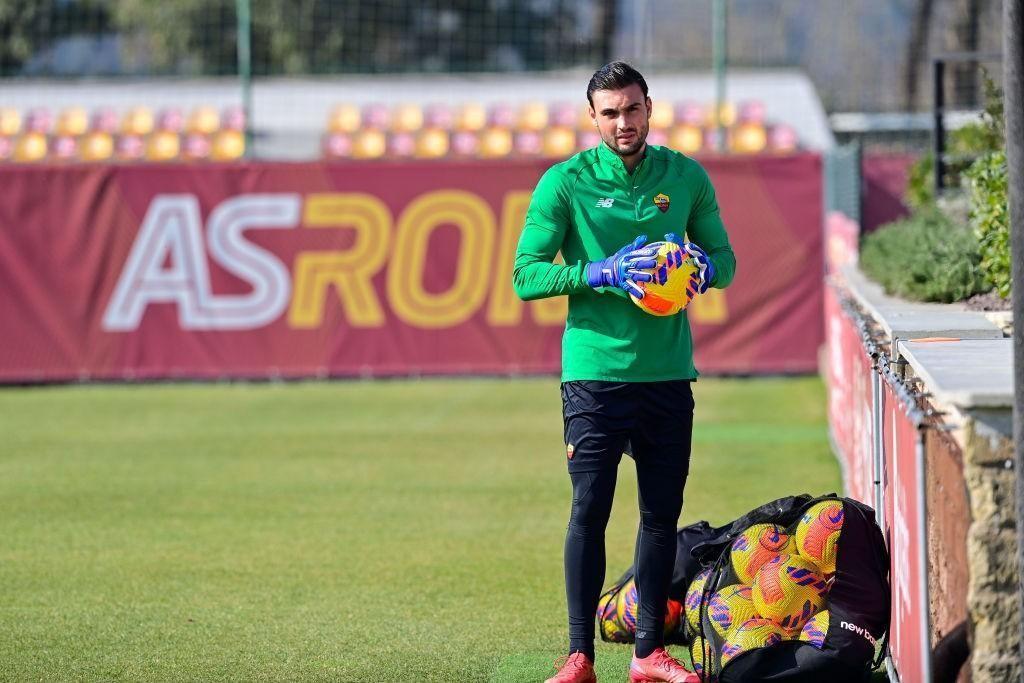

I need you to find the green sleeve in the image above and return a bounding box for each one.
[685,165,736,288]
[512,166,590,301]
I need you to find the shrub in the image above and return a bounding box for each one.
[860,209,990,302]
[964,150,1010,298]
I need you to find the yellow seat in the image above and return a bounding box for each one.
[57,107,89,137]
[352,130,386,159]
[13,133,48,162]
[478,127,512,158]
[211,130,245,161]
[415,128,449,159]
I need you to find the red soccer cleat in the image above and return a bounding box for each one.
[628,647,699,683]
[545,652,597,683]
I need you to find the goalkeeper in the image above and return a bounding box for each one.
[513,62,736,683]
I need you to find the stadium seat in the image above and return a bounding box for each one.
[487,103,516,129]
[122,107,155,136]
[117,134,145,161]
[184,132,212,160]
[738,100,766,124]
[157,108,184,133]
[328,104,361,134]
[361,103,390,130]
[517,102,548,132]
[387,131,417,158]
[675,102,705,126]
[649,100,674,130]
[80,130,114,162]
[392,103,424,133]
[542,127,576,158]
[352,129,386,159]
[423,103,454,130]
[52,134,78,161]
[415,128,449,159]
[26,108,53,134]
[731,122,768,154]
[0,108,22,136]
[0,136,12,161]
[211,130,245,161]
[57,108,89,137]
[455,103,486,132]
[222,106,246,132]
[669,124,704,155]
[576,129,601,150]
[323,132,354,158]
[513,130,542,156]
[548,102,577,129]
[647,129,669,148]
[146,131,181,161]
[187,106,220,136]
[478,127,512,158]
[13,132,48,162]
[449,130,479,156]
[769,124,799,152]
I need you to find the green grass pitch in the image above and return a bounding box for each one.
[0,377,845,681]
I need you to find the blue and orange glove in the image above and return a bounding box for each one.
[665,232,716,294]
[585,235,658,299]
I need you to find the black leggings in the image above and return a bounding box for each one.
[565,462,687,653]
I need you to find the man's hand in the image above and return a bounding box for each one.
[665,232,716,294]
[585,235,658,299]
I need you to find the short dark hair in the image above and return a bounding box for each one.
[586,61,649,107]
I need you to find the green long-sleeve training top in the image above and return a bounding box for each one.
[513,142,736,382]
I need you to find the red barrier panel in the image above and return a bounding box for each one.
[881,380,931,681]
[825,283,875,504]
[0,156,822,382]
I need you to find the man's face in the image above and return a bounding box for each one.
[589,84,652,159]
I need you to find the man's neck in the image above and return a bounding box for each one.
[621,144,647,174]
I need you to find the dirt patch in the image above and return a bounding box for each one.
[963,289,1011,311]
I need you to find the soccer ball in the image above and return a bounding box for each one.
[690,634,714,675]
[720,618,785,667]
[597,590,631,643]
[708,584,759,638]
[629,241,699,316]
[602,579,685,640]
[684,568,712,635]
[796,500,845,575]
[799,610,830,648]
[664,599,684,637]
[730,523,797,584]
[752,554,828,631]
[620,579,639,632]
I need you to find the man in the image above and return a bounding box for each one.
[512,62,736,683]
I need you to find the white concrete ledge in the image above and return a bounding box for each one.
[897,339,1014,409]
[841,264,1004,343]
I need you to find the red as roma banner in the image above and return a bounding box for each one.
[0,156,822,382]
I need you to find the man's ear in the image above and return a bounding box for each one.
[589,106,597,126]
[645,97,653,120]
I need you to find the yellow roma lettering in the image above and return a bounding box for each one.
[388,190,496,328]
[689,288,728,324]
[289,193,391,328]
[486,191,567,326]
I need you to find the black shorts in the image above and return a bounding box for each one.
[561,380,694,475]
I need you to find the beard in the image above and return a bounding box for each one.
[603,125,648,158]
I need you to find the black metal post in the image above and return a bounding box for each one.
[933,59,946,193]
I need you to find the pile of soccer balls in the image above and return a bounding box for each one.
[686,500,845,675]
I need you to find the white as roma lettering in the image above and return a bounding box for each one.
[102,194,300,331]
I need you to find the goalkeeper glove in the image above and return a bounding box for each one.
[665,232,716,294]
[585,235,658,299]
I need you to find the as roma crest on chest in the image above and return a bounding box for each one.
[653,193,670,213]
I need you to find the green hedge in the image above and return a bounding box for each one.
[965,150,1010,298]
[860,209,990,302]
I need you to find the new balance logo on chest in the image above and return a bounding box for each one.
[595,198,614,208]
